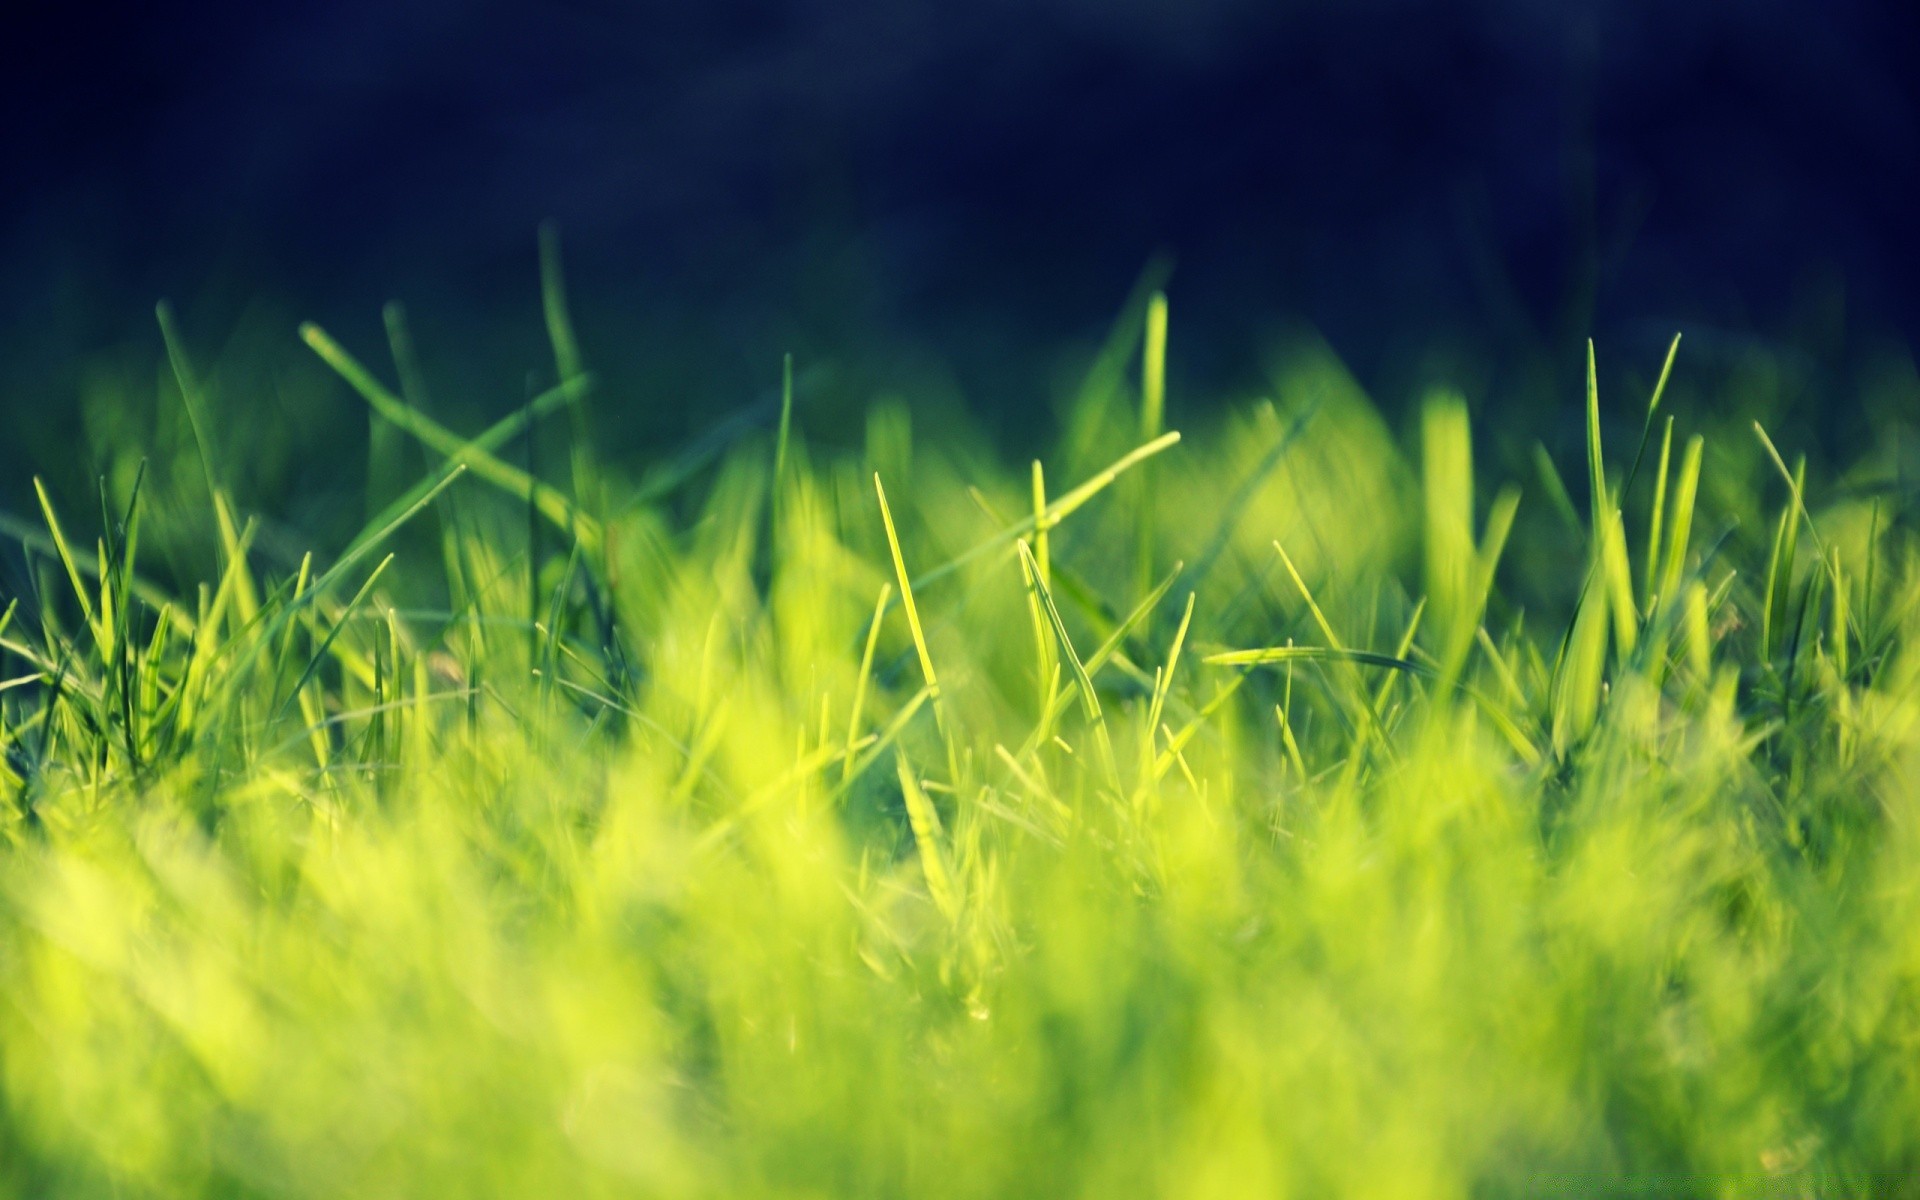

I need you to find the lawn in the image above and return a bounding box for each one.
[2,250,1917,1197]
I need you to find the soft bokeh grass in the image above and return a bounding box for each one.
[2,268,1919,1197]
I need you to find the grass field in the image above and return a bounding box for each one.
[2,252,1918,1196]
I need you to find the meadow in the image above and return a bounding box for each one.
[2,246,1918,1197]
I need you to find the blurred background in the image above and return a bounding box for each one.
[4,0,1917,531]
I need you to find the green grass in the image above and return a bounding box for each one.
[2,266,1919,1197]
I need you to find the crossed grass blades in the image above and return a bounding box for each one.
[1,241,1918,1196]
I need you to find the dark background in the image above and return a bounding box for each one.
[4,0,1917,506]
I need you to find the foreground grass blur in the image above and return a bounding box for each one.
[3,259,1919,1197]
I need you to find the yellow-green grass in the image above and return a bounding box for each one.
[1,271,1917,1197]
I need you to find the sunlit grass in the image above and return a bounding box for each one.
[2,258,1919,1196]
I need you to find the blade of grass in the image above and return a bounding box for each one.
[301,322,598,554]
[1643,416,1674,608]
[155,301,223,520]
[31,479,101,650]
[875,473,961,786]
[844,582,893,782]
[271,555,396,727]
[896,752,960,922]
[1657,435,1705,611]
[1203,645,1428,673]
[1135,291,1168,605]
[879,432,1183,606]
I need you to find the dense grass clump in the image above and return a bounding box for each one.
[3,263,1919,1196]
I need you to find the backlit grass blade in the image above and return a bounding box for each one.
[155,300,223,516]
[1026,461,1059,718]
[272,555,396,727]
[1135,291,1168,604]
[1063,255,1174,464]
[1271,540,1345,656]
[843,582,893,781]
[1643,416,1674,607]
[538,222,585,386]
[383,302,435,414]
[1150,671,1248,781]
[31,479,101,650]
[1440,487,1520,689]
[834,684,934,799]
[1270,537,1389,749]
[302,321,598,553]
[1141,591,1195,781]
[1531,442,1584,536]
[1018,540,1099,722]
[213,467,465,713]
[1141,292,1168,448]
[1620,332,1682,500]
[1015,559,1183,763]
[1274,676,1311,780]
[873,475,939,701]
[1754,420,1861,654]
[213,492,261,628]
[1601,507,1639,659]
[1031,460,1050,591]
[1204,645,1427,673]
[1657,434,1704,611]
[1180,399,1319,597]
[892,431,1182,599]
[539,224,604,533]
[1374,596,1427,715]
[1551,571,1610,755]
[1422,389,1474,646]
[319,465,469,600]
[1583,344,1638,659]
[773,353,795,502]
[1761,458,1804,664]
[875,472,962,786]
[1586,339,1607,534]
[0,515,195,637]
[896,751,959,922]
